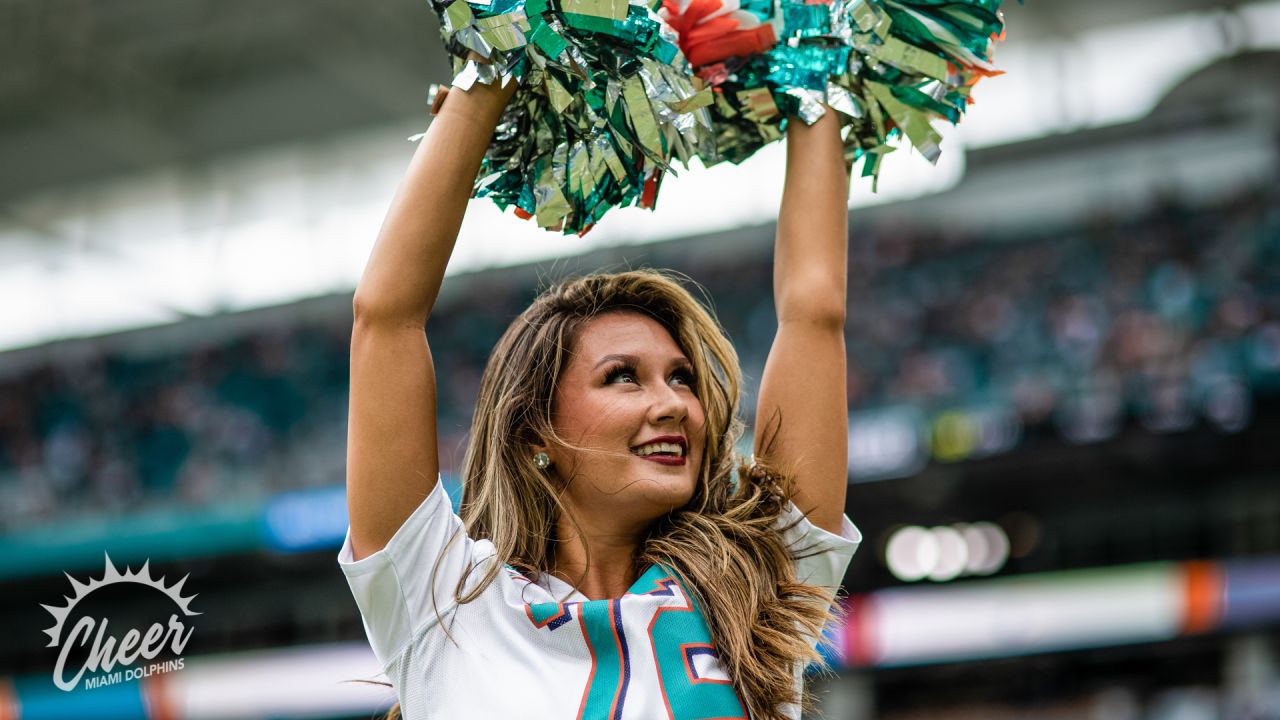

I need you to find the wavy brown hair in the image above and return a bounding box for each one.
[380,269,842,720]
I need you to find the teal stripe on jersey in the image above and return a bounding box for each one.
[628,563,674,594]
[578,599,629,719]
[527,601,573,630]
[645,566,749,720]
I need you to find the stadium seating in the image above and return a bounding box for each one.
[1,184,1277,532]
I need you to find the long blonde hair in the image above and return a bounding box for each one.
[400,269,840,720]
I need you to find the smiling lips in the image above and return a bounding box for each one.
[631,437,688,466]
[638,454,686,466]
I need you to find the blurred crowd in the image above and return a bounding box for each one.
[1,184,1277,531]
[835,186,1280,440]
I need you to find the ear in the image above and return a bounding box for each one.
[531,440,556,468]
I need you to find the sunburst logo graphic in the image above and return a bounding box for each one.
[41,553,200,692]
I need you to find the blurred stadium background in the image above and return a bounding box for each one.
[2,0,1280,718]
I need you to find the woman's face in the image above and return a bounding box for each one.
[545,311,707,529]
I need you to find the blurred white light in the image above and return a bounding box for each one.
[965,522,1010,576]
[927,526,969,582]
[888,521,1011,583]
[887,526,936,583]
[958,524,989,574]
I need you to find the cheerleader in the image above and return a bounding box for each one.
[339,74,860,719]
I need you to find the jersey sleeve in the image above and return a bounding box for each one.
[778,502,862,598]
[337,478,478,669]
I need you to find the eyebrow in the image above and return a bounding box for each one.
[592,353,693,371]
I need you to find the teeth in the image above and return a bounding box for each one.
[633,442,684,457]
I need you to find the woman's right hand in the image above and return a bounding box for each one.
[432,51,517,118]
[431,76,517,122]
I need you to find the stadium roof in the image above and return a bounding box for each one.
[1,0,1277,355]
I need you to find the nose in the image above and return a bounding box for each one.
[647,381,689,426]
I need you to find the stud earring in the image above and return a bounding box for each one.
[534,451,551,470]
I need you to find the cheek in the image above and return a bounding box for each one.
[691,404,709,451]
[558,393,636,447]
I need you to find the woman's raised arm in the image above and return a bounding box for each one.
[346,80,514,561]
[754,110,850,534]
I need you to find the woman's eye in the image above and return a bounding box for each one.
[672,369,695,385]
[605,366,637,384]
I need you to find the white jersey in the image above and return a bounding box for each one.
[338,479,860,719]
